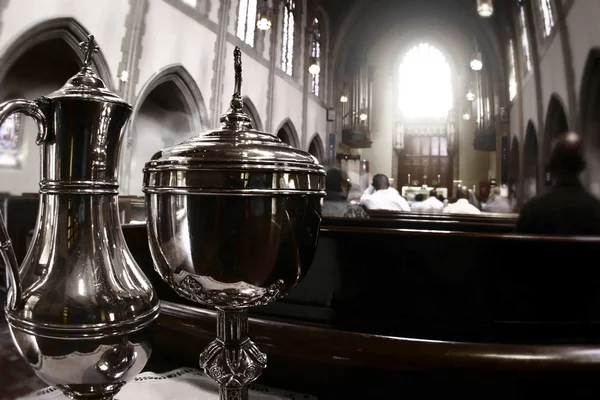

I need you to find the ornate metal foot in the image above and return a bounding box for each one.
[200,309,267,400]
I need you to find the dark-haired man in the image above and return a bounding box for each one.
[516,132,600,234]
[360,174,410,211]
[322,168,369,218]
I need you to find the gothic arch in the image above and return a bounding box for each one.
[578,48,600,191]
[0,17,114,90]
[523,121,539,200]
[508,136,520,200]
[132,64,208,132]
[543,94,568,165]
[123,64,208,195]
[242,96,263,131]
[579,47,600,138]
[275,118,300,148]
[308,133,325,162]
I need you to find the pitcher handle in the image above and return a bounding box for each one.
[0,99,48,311]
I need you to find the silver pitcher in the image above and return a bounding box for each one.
[143,47,325,400]
[0,35,159,399]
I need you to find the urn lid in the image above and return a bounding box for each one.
[143,47,326,196]
[43,35,130,108]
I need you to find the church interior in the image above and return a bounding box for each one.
[0,0,600,398]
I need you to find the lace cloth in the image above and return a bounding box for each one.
[18,367,317,400]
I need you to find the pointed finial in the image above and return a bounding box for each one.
[79,34,99,69]
[230,46,243,112]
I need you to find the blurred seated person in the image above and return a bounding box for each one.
[467,189,481,209]
[360,174,411,211]
[424,189,445,211]
[482,187,513,213]
[515,132,600,234]
[438,194,448,207]
[443,187,482,215]
[410,193,425,210]
[322,168,369,218]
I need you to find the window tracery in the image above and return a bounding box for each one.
[0,113,22,167]
[237,0,258,46]
[508,39,517,101]
[310,17,321,96]
[518,1,532,73]
[537,0,555,37]
[281,0,296,76]
[398,43,452,119]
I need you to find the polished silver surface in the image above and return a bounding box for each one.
[144,47,325,400]
[0,35,159,399]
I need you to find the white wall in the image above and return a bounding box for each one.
[0,0,330,195]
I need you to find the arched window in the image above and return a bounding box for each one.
[0,113,22,167]
[508,39,517,101]
[310,17,321,96]
[398,43,452,119]
[237,0,257,46]
[518,1,532,72]
[281,0,296,76]
[537,0,555,38]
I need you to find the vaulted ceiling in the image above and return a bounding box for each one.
[319,0,512,81]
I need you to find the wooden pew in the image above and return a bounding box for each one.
[364,209,518,233]
[324,214,516,233]
[151,301,600,398]
[120,224,600,397]
[122,224,600,338]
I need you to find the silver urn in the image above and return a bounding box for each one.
[0,36,159,399]
[143,47,325,399]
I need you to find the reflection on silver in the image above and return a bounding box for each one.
[0,35,158,399]
[144,47,325,400]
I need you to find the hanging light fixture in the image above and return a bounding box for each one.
[462,111,471,121]
[466,89,475,101]
[256,0,273,31]
[470,52,483,71]
[470,37,483,71]
[359,113,368,121]
[308,56,320,74]
[477,0,494,17]
[340,95,348,103]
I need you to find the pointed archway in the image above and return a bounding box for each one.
[508,136,520,204]
[523,122,539,201]
[242,96,263,131]
[579,48,600,196]
[275,118,300,148]
[308,133,325,163]
[125,64,208,195]
[0,18,110,194]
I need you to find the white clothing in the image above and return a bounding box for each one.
[443,198,481,215]
[361,186,411,211]
[420,196,444,211]
[482,197,513,213]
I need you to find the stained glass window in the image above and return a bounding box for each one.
[398,43,452,119]
[538,0,555,37]
[182,0,197,7]
[508,39,517,100]
[237,0,258,46]
[281,0,296,76]
[519,2,532,73]
[310,18,321,96]
[0,113,22,167]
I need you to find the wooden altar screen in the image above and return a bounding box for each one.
[395,124,454,191]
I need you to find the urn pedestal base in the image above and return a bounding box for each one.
[200,309,267,400]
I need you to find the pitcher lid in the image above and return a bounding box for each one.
[143,47,325,196]
[44,35,130,108]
